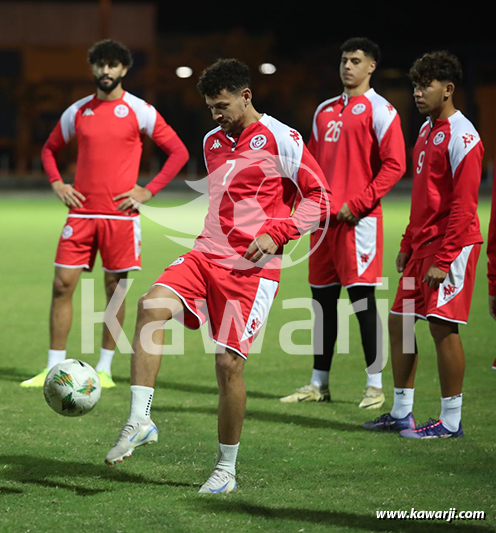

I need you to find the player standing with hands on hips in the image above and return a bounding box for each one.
[21,39,189,389]
[104,58,331,493]
[364,51,484,438]
[281,38,406,409]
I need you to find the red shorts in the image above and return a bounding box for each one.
[153,250,279,359]
[309,216,383,288]
[390,244,481,324]
[54,215,142,272]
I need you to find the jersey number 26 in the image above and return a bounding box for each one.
[324,121,343,143]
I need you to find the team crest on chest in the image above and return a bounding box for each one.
[352,104,366,115]
[250,134,267,150]
[114,104,129,118]
[433,132,446,145]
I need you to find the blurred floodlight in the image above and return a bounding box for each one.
[259,63,277,75]
[176,66,193,78]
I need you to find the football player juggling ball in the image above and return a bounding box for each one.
[104,58,331,493]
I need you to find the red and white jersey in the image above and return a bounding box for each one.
[487,168,496,296]
[195,114,332,282]
[400,111,484,272]
[42,91,189,216]
[308,88,406,218]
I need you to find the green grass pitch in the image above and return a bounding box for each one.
[0,191,495,532]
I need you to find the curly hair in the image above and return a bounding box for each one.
[197,58,251,97]
[340,37,381,64]
[409,51,462,86]
[88,39,133,68]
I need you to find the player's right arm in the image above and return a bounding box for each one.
[396,220,414,273]
[114,108,189,212]
[265,144,332,247]
[347,105,406,218]
[244,148,331,264]
[51,180,86,208]
[42,105,87,208]
[244,233,279,263]
[396,251,410,273]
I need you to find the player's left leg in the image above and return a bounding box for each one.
[430,318,464,398]
[401,318,465,439]
[199,269,277,493]
[199,347,244,494]
[347,285,385,409]
[95,270,129,388]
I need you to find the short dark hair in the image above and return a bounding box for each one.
[340,37,381,64]
[88,39,133,68]
[197,58,251,97]
[409,51,462,86]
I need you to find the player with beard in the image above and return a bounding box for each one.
[21,39,189,389]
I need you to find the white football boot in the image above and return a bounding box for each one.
[105,420,158,465]
[359,386,385,409]
[198,469,237,494]
[280,383,331,403]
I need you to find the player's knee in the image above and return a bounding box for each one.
[52,274,77,299]
[348,286,375,304]
[136,293,173,324]
[215,349,244,378]
[104,279,120,300]
[429,318,458,343]
[104,274,127,300]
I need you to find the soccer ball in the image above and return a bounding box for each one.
[43,359,101,417]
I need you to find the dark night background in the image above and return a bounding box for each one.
[0,0,494,183]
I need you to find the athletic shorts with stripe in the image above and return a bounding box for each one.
[309,216,383,289]
[54,215,142,273]
[153,250,279,359]
[390,244,481,324]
